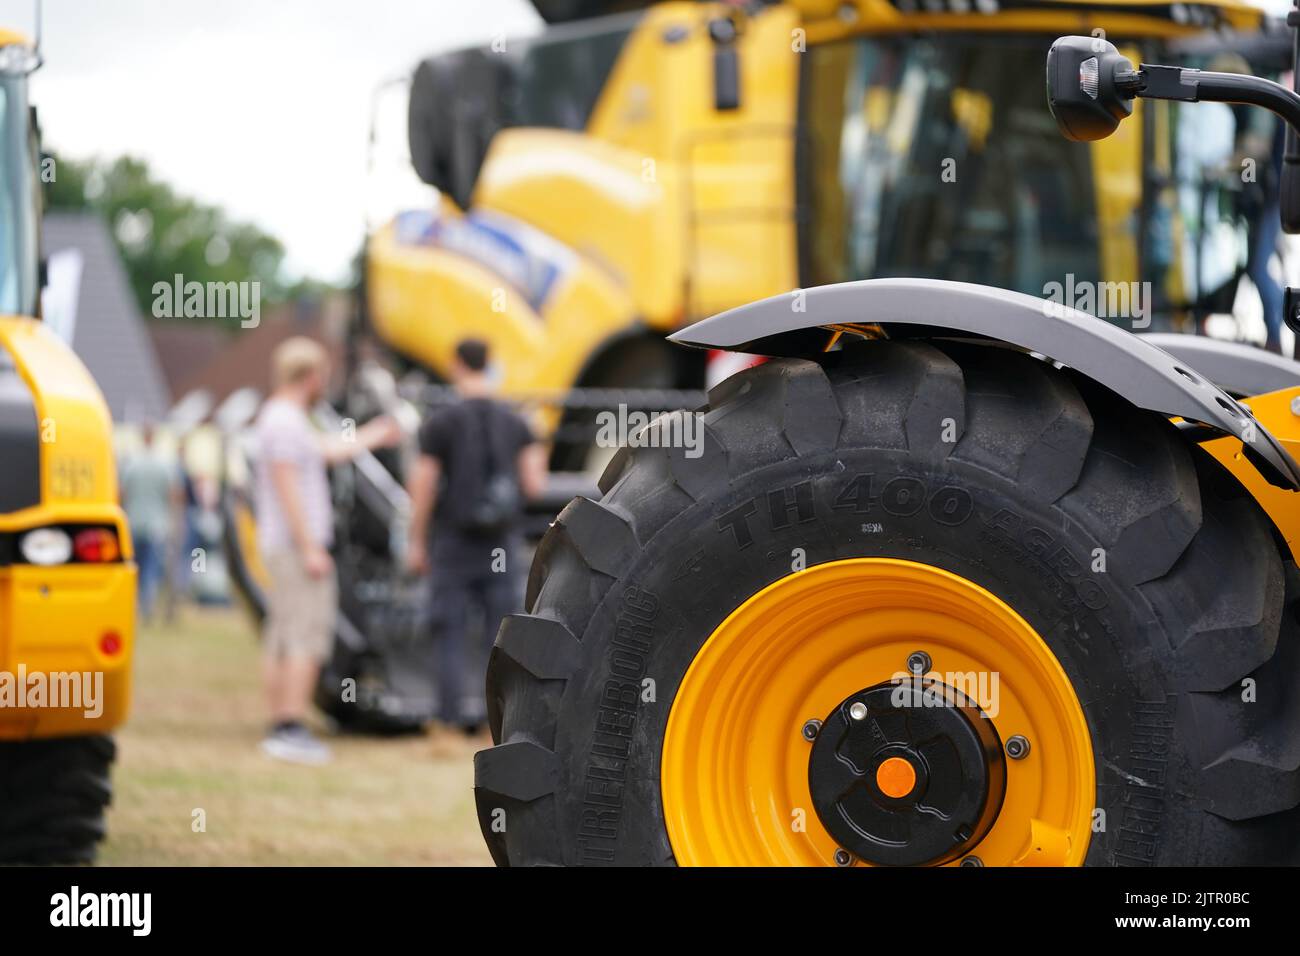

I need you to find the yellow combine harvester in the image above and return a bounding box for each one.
[0,28,134,863]
[368,0,1283,470]
[450,1,1300,867]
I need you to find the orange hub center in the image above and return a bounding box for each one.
[876,756,917,799]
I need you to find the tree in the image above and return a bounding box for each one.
[44,152,323,326]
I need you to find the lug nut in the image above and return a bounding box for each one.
[834,848,853,867]
[801,718,822,741]
[1006,735,1031,760]
[907,650,932,675]
[849,701,868,721]
[960,855,984,867]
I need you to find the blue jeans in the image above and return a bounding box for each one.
[134,533,165,619]
[427,535,522,727]
[1247,201,1284,349]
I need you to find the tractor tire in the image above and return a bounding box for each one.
[0,734,115,864]
[475,340,1300,866]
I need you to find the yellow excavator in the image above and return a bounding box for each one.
[0,28,135,863]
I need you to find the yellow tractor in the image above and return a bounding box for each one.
[467,1,1300,866]
[0,29,134,863]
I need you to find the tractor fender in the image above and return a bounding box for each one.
[669,278,1300,491]
[1138,333,1300,398]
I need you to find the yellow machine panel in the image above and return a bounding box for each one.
[1204,386,1300,563]
[0,317,135,741]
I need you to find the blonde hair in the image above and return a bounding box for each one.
[271,337,329,388]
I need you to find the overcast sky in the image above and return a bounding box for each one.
[3,0,1290,282]
[5,0,541,282]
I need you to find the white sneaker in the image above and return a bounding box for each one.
[261,725,331,765]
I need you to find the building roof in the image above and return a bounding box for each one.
[148,318,230,399]
[169,297,348,411]
[42,210,172,423]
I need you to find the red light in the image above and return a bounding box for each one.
[99,632,123,656]
[73,528,120,563]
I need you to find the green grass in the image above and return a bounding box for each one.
[99,606,490,866]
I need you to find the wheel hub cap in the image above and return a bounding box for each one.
[808,681,1006,866]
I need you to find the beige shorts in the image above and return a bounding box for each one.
[262,550,337,662]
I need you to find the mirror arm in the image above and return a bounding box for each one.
[1129,66,1300,134]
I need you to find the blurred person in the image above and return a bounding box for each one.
[119,422,179,622]
[254,336,400,764]
[1236,108,1287,353]
[162,456,200,623]
[405,338,546,735]
[1212,54,1287,353]
[1243,118,1285,354]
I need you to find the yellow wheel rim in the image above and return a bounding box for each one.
[661,558,1095,866]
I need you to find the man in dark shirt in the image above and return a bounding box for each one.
[405,339,546,733]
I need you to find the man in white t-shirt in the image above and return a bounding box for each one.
[253,337,399,764]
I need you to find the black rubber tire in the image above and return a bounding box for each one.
[474,340,1300,866]
[0,735,115,864]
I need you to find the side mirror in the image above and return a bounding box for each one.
[708,16,741,112]
[1046,36,1136,141]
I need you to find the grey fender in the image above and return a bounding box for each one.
[669,279,1300,490]
[1138,333,1300,398]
